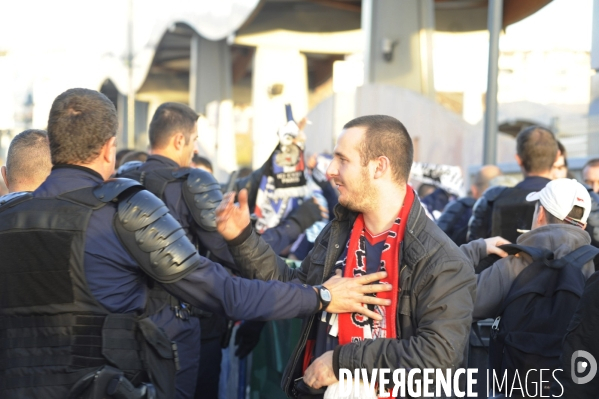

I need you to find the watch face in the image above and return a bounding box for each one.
[320,288,332,302]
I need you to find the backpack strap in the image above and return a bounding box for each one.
[551,245,599,269]
[499,244,554,263]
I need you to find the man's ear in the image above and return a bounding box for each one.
[1,165,9,189]
[470,184,479,199]
[514,154,523,167]
[373,156,390,179]
[173,132,185,150]
[102,136,117,164]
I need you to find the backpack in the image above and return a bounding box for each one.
[488,244,599,397]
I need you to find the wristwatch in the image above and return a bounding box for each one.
[314,285,332,311]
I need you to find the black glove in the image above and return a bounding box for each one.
[288,199,322,231]
[234,320,266,359]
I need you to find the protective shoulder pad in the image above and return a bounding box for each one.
[181,168,223,231]
[116,160,143,176]
[483,185,509,202]
[93,178,143,203]
[115,188,200,283]
[0,191,32,208]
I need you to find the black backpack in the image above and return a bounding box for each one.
[488,244,599,397]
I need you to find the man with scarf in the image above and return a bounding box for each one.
[217,115,477,397]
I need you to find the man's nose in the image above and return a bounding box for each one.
[326,162,337,178]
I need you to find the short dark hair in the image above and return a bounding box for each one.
[343,115,413,183]
[121,151,148,164]
[544,204,585,226]
[6,129,51,187]
[116,149,133,167]
[149,102,199,148]
[583,158,599,172]
[192,154,213,173]
[516,126,558,174]
[47,88,117,164]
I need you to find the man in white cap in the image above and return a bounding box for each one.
[459,178,594,397]
[461,178,594,320]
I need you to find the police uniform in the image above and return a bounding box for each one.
[0,165,319,398]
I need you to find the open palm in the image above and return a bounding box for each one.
[216,188,252,240]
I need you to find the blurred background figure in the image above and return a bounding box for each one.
[120,150,148,164]
[115,148,133,170]
[468,126,558,243]
[437,165,502,246]
[551,140,570,180]
[191,154,214,173]
[1,129,52,195]
[583,158,599,193]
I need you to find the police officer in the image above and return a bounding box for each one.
[0,88,392,399]
[468,126,558,243]
[117,102,323,398]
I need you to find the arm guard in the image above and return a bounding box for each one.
[96,181,201,284]
[181,168,223,232]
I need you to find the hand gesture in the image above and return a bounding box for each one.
[216,189,251,241]
[484,236,511,258]
[323,270,392,320]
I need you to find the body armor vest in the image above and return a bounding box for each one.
[0,188,176,398]
[491,187,538,243]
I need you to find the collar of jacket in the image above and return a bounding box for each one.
[332,193,429,272]
[146,154,180,168]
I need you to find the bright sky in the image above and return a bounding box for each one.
[434,0,594,94]
[502,0,593,52]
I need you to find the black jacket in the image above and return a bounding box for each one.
[228,195,476,397]
[437,196,476,246]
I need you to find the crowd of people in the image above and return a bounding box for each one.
[0,87,599,399]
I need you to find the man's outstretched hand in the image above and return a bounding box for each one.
[216,189,251,241]
[322,270,392,320]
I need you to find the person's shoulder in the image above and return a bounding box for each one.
[482,185,509,202]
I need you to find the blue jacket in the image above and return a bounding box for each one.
[34,165,319,399]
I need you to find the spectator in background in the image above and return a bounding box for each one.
[417,183,436,198]
[120,150,148,164]
[551,140,570,180]
[582,158,599,193]
[115,148,132,169]
[191,154,213,173]
[437,165,501,246]
[1,129,52,195]
[237,166,253,178]
[468,126,558,243]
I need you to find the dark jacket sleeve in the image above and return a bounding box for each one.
[260,219,303,255]
[554,271,599,398]
[227,227,312,283]
[163,255,318,321]
[334,253,476,375]
[467,196,492,242]
[437,200,464,235]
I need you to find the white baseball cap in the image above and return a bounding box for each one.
[526,178,592,227]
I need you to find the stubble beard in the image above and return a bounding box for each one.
[339,168,376,214]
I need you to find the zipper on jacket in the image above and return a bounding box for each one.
[286,222,341,394]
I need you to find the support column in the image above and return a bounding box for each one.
[483,0,503,165]
[251,47,308,169]
[189,33,236,181]
[362,0,435,96]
